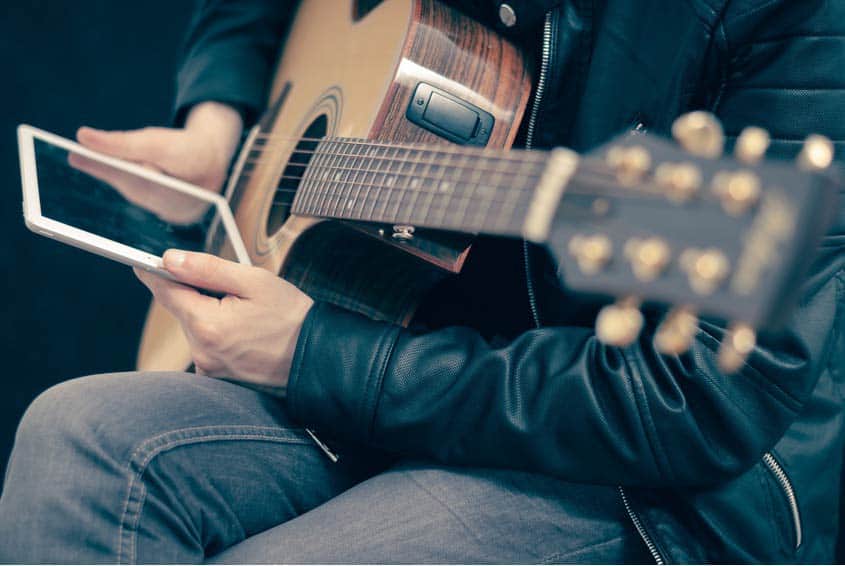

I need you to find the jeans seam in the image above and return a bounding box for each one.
[116,425,313,564]
[540,534,627,564]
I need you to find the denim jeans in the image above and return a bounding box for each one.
[0,372,650,563]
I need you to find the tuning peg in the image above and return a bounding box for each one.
[672,111,725,158]
[680,248,730,295]
[717,323,756,373]
[735,127,770,164]
[711,170,761,215]
[595,298,644,346]
[606,145,652,185]
[655,307,698,355]
[654,162,702,202]
[569,234,613,275]
[624,237,671,281]
[798,134,834,170]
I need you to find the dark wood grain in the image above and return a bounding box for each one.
[283,0,531,325]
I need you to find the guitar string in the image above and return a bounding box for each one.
[240,136,689,222]
[243,146,556,176]
[242,149,625,192]
[261,165,667,205]
[243,134,643,207]
[251,134,553,162]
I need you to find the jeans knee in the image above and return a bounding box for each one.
[14,372,197,464]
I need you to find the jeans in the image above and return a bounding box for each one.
[0,372,650,563]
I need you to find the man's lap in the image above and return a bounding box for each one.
[0,372,646,563]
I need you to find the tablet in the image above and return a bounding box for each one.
[18,124,251,278]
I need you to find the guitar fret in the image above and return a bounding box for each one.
[453,152,489,231]
[353,143,377,219]
[294,138,553,239]
[299,141,326,215]
[312,140,333,217]
[419,148,451,227]
[333,140,355,217]
[492,153,522,232]
[479,155,509,231]
[391,148,417,224]
[404,148,437,224]
[404,149,437,225]
[325,140,349,217]
[350,142,372,220]
[373,144,398,222]
[341,143,368,218]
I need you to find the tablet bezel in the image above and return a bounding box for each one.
[18,124,252,276]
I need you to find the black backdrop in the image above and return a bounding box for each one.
[0,1,195,484]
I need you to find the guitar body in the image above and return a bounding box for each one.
[137,0,531,370]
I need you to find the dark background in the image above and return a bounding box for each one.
[0,1,195,484]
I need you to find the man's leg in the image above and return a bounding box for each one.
[213,462,652,564]
[0,372,386,564]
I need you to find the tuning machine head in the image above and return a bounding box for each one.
[607,145,652,185]
[679,248,730,295]
[655,162,702,202]
[735,126,770,164]
[655,307,699,355]
[717,323,756,373]
[624,237,671,281]
[711,169,761,216]
[672,112,725,158]
[569,234,613,275]
[595,297,643,347]
[798,134,834,170]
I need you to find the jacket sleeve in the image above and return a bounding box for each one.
[285,1,845,488]
[173,0,296,126]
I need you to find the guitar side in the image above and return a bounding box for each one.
[137,0,531,371]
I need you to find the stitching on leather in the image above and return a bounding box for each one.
[366,326,400,440]
[737,34,845,46]
[117,426,311,564]
[285,303,317,421]
[727,0,782,22]
[697,324,803,410]
[358,325,392,437]
[695,330,802,422]
[622,349,674,482]
[731,86,845,92]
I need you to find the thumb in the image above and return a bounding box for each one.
[163,250,263,297]
[77,126,170,164]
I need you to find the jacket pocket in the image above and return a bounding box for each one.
[762,452,802,551]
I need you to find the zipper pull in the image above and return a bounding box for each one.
[305,428,339,463]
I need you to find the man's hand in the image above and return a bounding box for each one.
[134,250,314,388]
[76,101,243,195]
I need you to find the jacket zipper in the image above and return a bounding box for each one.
[522,10,554,328]
[522,12,664,563]
[619,486,665,564]
[762,452,803,549]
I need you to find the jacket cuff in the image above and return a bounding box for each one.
[286,302,401,444]
[173,46,269,127]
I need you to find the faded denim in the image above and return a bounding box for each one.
[0,372,648,563]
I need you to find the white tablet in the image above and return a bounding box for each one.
[18,124,251,278]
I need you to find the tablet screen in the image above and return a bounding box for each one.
[34,138,227,257]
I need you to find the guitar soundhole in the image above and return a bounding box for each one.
[266,114,328,237]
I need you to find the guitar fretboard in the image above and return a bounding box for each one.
[290,138,547,236]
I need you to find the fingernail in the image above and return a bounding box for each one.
[164,250,186,269]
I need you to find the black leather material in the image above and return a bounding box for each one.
[176,0,845,562]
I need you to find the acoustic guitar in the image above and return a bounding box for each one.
[137,0,839,374]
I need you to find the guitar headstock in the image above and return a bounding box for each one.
[542,112,839,371]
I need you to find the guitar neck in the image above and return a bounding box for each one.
[290,138,577,240]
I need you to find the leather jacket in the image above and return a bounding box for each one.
[176,1,845,562]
